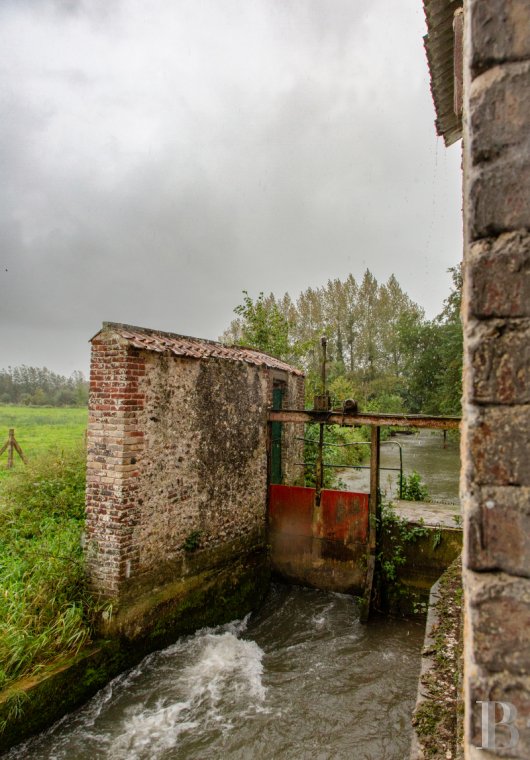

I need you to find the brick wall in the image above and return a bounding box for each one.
[462,1,530,756]
[86,326,303,600]
[85,335,146,597]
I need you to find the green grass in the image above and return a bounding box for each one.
[0,446,101,693]
[0,406,87,481]
[0,407,101,695]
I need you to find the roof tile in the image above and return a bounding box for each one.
[95,322,304,376]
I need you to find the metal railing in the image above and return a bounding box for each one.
[294,437,404,498]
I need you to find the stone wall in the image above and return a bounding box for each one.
[462,2,530,756]
[86,325,303,618]
[134,352,270,579]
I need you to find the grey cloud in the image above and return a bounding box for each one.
[0,0,462,375]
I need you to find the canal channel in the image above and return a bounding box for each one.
[5,586,425,760]
[5,430,460,759]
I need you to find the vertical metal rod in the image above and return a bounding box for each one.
[369,425,381,552]
[316,422,324,506]
[399,444,403,499]
[361,425,381,623]
[321,335,327,394]
[315,335,328,506]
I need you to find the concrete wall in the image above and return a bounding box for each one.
[462,2,530,756]
[85,326,303,637]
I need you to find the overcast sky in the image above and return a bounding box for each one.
[0,0,462,376]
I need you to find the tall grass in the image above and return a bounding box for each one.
[0,445,98,691]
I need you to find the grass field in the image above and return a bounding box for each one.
[0,406,97,697]
[0,406,87,480]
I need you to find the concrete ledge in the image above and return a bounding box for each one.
[410,577,442,760]
[410,558,464,759]
[102,539,270,644]
[0,644,128,754]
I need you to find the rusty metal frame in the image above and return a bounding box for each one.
[294,437,404,498]
[267,409,460,430]
[266,407,460,622]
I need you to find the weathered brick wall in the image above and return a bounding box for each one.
[462,2,530,756]
[85,335,146,597]
[86,326,303,600]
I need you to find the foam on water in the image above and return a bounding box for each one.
[5,618,266,760]
[181,631,266,703]
[6,587,424,760]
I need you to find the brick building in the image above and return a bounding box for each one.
[85,322,303,637]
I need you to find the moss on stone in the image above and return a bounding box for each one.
[412,557,464,758]
[0,644,128,753]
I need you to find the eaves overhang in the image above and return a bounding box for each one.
[423,0,463,146]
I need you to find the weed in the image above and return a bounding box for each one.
[374,499,429,612]
[0,690,29,735]
[399,470,430,501]
[432,527,442,550]
[413,599,428,615]
[182,530,202,552]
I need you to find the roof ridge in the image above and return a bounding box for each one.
[101,321,224,349]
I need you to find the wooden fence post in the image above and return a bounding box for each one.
[0,429,28,468]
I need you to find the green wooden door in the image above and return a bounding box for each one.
[271,386,283,484]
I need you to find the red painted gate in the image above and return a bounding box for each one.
[268,484,369,594]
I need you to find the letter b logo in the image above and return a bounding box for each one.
[477,701,519,751]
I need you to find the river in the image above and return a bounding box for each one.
[342,428,461,502]
[6,585,424,760]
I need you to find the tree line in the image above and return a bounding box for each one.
[222,268,462,416]
[0,366,89,407]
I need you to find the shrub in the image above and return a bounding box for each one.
[374,499,429,613]
[400,470,430,501]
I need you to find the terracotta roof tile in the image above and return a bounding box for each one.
[94,322,304,376]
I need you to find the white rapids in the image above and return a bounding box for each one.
[5,586,424,760]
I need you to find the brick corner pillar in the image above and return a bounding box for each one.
[462,1,530,757]
[85,327,146,599]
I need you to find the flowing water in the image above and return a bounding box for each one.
[6,585,424,760]
[342,428,461,502]
[6,429,457,759]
